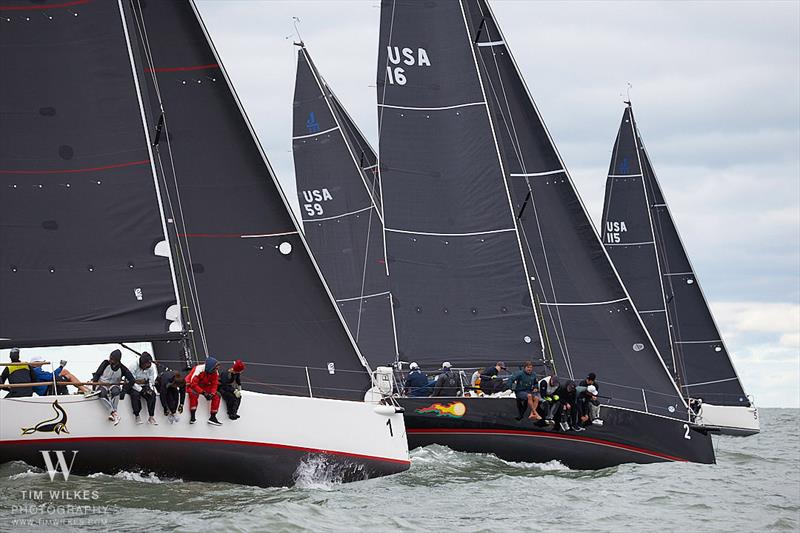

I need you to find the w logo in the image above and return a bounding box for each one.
[40,450,78,482]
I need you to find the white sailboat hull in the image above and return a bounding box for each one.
[697,402,760,436]
[0,392,409,486]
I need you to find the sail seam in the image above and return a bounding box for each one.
[336,291,391,303]
[608,173,644,178]
[509,169,564,177]
[302,205,374,223]
[378,101,485,111]
[640,309,666,313]
[664,271,693,276]
[292,126,339,140]
[681,377,738,388]
[539,297,627,307]
[675,340,722,344]
[385,227,515,237]
[604,241,655,246]
[477,40,505,47]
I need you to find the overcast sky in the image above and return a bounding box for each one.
[5,1,797,409]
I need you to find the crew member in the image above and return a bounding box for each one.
[1,348,35,398]
[431,362,460,397]
[481,361,508,395]
[130,352,158,425]
[156,370,186,424]
[404,362,429,397]
[506,361,540,420]
[92,349,134,425]
[187,356,222,426]
[218,359,245,420]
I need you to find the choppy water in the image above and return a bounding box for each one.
[1,409,797,532]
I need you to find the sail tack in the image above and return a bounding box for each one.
[292,47,397,366]
[602,106,750,407]
[0,0,178,348]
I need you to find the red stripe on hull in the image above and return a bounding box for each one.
[407,428,687,462]
[0,435,409,466]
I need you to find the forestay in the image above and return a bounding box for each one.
[131,0,371,400]
[292,45,397,367]
[602,105,749,407]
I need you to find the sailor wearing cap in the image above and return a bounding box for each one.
[404,362,429,397]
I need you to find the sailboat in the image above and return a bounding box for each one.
[601,103,759,436]
[292,43,398,366]
[0,0,408,487]
[371,0,715,468]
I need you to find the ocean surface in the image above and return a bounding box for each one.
[0,408,797,532]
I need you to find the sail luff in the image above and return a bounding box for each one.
[625,105,679,378]
[186,1,373,377]
[300,47,386,227]
[117,0,184,336]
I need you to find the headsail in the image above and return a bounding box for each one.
[602,105,750,407]
[292,45,397,366]
[0,0,180,348]
[376,0,543,369]
[375,0,686,417]
[130,1,371,400]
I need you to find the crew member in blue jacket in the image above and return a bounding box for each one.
[404,362,430,397]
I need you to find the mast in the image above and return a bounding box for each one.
[376,0,543,369]
[463,0,688,416]
[292,44,399,364]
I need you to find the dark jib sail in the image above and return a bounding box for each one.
[292,45,397,366]
[602,105,749,407]
[457,0,686,417]
[376,0,543,369]
[130,1,371,400]
[0,0,179,348]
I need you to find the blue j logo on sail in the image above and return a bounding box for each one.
[306,112,320,134]
[618,157,630,174]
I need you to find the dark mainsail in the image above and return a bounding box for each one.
[602,105,750,407]
[292,45,397,366]
[376,0,685,417]
[376,0,543,369]
[129,1,372,400]
[0,0,179,349]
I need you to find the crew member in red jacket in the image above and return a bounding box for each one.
[187,356,222,426]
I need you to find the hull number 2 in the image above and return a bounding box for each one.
[683,423,691,440]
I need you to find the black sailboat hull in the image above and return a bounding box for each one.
[397,397,715,469]
[0,437,407,487]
